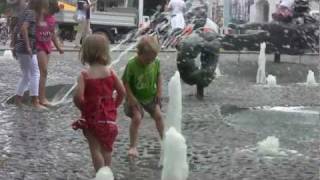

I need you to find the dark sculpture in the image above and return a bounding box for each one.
[176,0,319,99]
[176,30,221,99]
[126,0,319,98]
[222,0,319,62]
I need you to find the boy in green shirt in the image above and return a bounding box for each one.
[122,35,164,158]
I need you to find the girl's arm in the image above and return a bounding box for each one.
[73,74,85,110]
[52,31,64,54]
[20,22,31,54]
[112,69,126,108]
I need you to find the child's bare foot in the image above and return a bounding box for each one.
[14,95,23,107]
[128,147,139,158]
[40,99,52,107]
[32,103,48,110]
[32,101,48,110]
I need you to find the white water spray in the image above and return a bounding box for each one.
[1,50,14,60]
[266,74,277,86]
[95,166,114,180]
[166,71,182,132]
[256,42,266,84]
[257,136,283,156]
[161,127,189,180]
[306,70,317,85]
[51,82,77,106]
[215,63,222,77]
[111,32,135,52]
[111,42,137,67]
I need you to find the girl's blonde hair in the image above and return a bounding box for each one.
[80,33,111,66]
[29,0,49,15]
[137,35,160,55]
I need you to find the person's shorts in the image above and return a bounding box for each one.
[124,98,158,118]
[36,42,52,54]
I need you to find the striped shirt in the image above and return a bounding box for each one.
[14,8,36,54]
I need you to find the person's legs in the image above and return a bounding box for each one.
[102,151,112,166]
[128,106,143,157]
[74,20,85,47]
[28,54,43,108]
[84,130,105,172]
[37,51,50,105]
[15,54,31,106]
[150,104,164,140]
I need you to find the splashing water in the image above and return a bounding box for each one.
[111,42,137,67]
[1,50,14,60]
[306,70,317,85]
[111,31,136,52]
[215,63,222,77]
[50,82,77,106]
[161,127,189,180]
[95,166,114,180]
[166,71,182,132]
[256,42,266,84]
[266,74,277,86]
[257,136,285,156]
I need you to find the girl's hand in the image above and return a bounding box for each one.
[58,48,64,54]
[26,46,32,55]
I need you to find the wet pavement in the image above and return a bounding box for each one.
[0,50,319,179]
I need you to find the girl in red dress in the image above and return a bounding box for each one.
[72,33,125,172]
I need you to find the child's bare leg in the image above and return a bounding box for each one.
[85,130,105,172]
[37,51,50,106]
[128,108,142,157]
[31,96,47,109]
[151,105,164,140]
[102,151,112,166]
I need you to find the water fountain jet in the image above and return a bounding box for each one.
[256,42,266,84]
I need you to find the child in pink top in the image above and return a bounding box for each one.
[36,0,64,106]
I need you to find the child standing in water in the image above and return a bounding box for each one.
[36,0,64,106]
[13,0,46,109]
[122,35,164,158]
[72,34,125,172]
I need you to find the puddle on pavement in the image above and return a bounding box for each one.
[4,84,75,105]
[222,106,320,142]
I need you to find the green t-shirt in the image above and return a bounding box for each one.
[122,56,160,104]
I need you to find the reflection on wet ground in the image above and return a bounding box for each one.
[0,51,319,179]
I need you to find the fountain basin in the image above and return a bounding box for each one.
[221,106,320,142]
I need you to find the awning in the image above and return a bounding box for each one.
[58,1,76,12]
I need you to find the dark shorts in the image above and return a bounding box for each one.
[124,98,158,118]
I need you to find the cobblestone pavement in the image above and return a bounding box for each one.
[0,50,319,180]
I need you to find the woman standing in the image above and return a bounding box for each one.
[166,0,186,31]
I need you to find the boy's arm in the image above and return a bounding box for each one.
[112,69,126,107]
[122,64,139,106]
[123,81,138,107]
[73,74,85,110]
[156,72,162,106]
[156,73,162,98]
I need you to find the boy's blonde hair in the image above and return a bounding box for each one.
[136,35,160,55]
[80,33,111,66]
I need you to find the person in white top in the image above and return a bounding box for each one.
[279,0,295,10]
[272,0,295,22]
[167,0,186,30]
